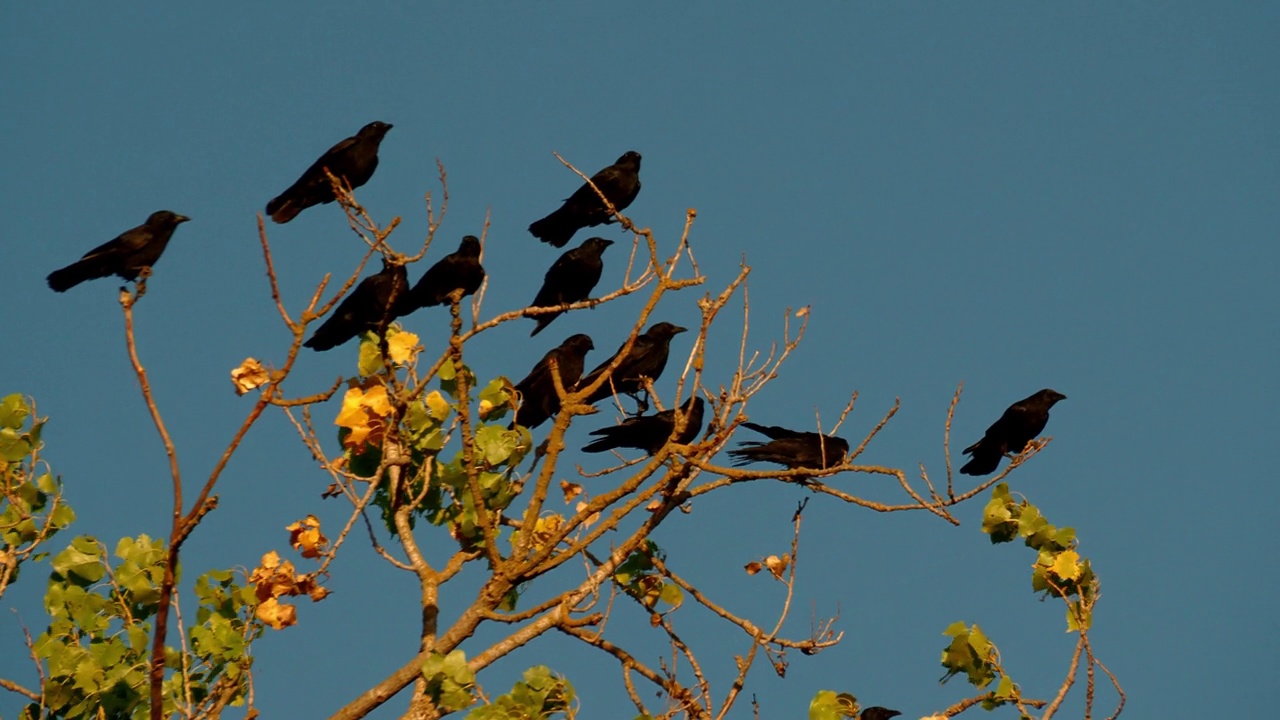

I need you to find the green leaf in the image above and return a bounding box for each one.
[357,333,385,376]
[0,428,33,462]
[981,484,1017,544]
[475,424,518,466]
[439,358,457,382]
[347,442,383,479]
[49,503,76,530]
[477,378,511,421]
[52,536,105,585]
[1067,600,1093,632]
[422,649,475,712]
[0,394,30,430]
[994,674,1015,700]
[659,582,684,608]
[808,690,858,720]
[939,622,998,688]
[439,361,474,399]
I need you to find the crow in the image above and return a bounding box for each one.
[512,334,595,429]
[529,151,641,247]
[266,121,393,224]
[528,237,613,336]
[576,322,687,405]
[48,211,190,292]
[405,235,486,311]
[728,423,849,473]
[583,396,705,455]
[859,708,901,720]
[303,259,409,352]
[960,388,1066,476]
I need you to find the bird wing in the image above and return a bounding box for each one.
[742,422,806,440]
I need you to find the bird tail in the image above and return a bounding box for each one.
[726,446,764,467]
[958,449,1000,476]
[528,209,576,248]
[266,196,300,224]
[47,260,103,293]
[529,312,560,337]
[302,325,345,352]
[581,432,621,454]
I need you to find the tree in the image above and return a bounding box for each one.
[1,165,1123,720]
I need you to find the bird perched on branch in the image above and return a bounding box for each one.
[728,423,849,475]
[529,151,641,247]
[512,334,595,429]
[583,396,705,455]
[576,322,686,406]
[960,388,1066,476]
[47,210,190,292]
[303,259,408,352]
[528,237,613,336]
[405,235,486,312]
[859,708,901,720]
[266,121,393,223]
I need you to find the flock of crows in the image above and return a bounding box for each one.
[45,122,1065,478]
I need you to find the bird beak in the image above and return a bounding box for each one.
[673,325,688,334]
[176,215,191,223]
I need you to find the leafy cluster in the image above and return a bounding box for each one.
[338,332,532,552]
[982,483,1097,631]
[938,622,1022,711]
[613,540,684,614]
[1,394,72,598]
[26,536,259,720]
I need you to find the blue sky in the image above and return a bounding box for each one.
[3,3,1277,718]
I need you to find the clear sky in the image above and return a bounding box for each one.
[3,3,1277,718]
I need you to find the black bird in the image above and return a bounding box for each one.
[960,388,1067,476]
[303,259,409,352]
[266,121,393,224]
[48,211,190,292]
[529,151,642,247]
[728,423,849,473]
[512,334,595,429]
[528,237,613,336]
[576,322,687,405]
[859,708,901,720]
[583,396,705,455]
[406,235,486,311]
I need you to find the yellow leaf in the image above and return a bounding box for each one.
[334,388,369,428]
[344,425,372,449]
[1050,550,1082,581]
[256,597,297,630]
[765,554,790,579]
[387,331,420,365]
[230,357,269,395]
[560,480,583,503]
[361,385,391,416]
[335,384,393,450]
[287,515,329,559]
[424,390,450,421]
[529,514,564,552]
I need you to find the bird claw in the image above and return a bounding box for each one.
[628,392,650,414]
